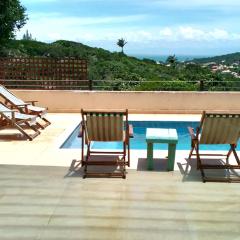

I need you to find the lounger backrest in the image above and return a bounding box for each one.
[84,112,125,142]
[200,113,240,144]
[0,85,25,105]
[0,102,13,119]
[0,102,10,112]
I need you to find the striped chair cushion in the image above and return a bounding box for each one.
[85,113,124,141]
[200,113,240,144]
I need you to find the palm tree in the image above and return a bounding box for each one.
[117,38,127,54]
[166,54,178,65]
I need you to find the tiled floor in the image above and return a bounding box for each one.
[0,165,240,240]
[0,113,240,239]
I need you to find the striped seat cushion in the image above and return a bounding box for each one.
[200,113,240,144]
[85,113,124,141]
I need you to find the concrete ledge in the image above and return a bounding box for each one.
[11,90,240,113]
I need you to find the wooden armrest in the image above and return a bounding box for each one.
[78,122,83,138]
[128,124,134,138]
[188,126,197,140]
[0,110,17,120]
[0,109,14,113]
[17,103,30,108]
[25,100,38,106]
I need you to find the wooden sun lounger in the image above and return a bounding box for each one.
[0,103,41,140]
[188,111,240,182]
[0,84,51,129]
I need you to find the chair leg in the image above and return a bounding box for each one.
[195,143,200,169]
[226,146,233,161]
[231,144,240,165]
[35,116,51,129]
[36,122,45,130]
[195,144,206,182]
[81,131,85,167]
[41,117,51,128]
[83,144,90,178]
[188,141,195,159]
[127,142,130,167]
[14,122,40,141]
[123,142,127,178]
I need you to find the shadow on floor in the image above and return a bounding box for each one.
[177,158,240,182]
[137,157,169,172]
[0,124,43,141]
[65,155,125,178]
[0,133,28,141]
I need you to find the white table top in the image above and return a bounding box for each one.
[146,128,178,142]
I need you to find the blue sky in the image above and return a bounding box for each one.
[17,0,240,56]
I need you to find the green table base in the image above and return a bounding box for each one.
[147,142,154,170]
[146,128,178,171]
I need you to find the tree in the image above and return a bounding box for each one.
[0,0,27,45]
[117,38,127,54]
[22,30,33,40]
[166,55,178,66]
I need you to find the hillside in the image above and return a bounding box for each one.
[192,52,240,65]
[0,39,239,91]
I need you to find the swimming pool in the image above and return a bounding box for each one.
[61,121,240,150]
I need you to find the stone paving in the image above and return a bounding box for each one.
[0,113,240,239]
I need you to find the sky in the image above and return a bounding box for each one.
[17,0,240,56]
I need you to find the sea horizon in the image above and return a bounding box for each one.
[129,54,213,62]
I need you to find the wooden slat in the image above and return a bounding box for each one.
[0,57,88,90]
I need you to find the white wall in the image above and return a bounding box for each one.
[12,90,240,113]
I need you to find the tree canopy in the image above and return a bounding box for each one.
[117,38,127,54]
[0,0,27,45]
[166,55,178,66]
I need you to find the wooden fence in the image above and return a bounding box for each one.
[0,57,90,90]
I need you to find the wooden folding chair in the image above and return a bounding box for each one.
[79,109,133,178]
[188,111,240,182]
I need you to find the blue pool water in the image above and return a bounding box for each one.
[61,121,240,150]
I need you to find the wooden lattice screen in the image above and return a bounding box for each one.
[0,57,90,90]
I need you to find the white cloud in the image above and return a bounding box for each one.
[159,28,173,38]
[17,12,240,44]
[208,29,230,40]
[178,27,205,40]
[22,0,240,7]
[179,27,240,41]
[16,13,146,41]
[26,13,146,27]
[22,0,57,3]
[150,0,240,9]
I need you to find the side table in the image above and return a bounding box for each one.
[146,128,178,171]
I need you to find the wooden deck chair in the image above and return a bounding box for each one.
[0,84,50,129]
[0,103,41,140]
[79,109,133,178]
[188,111,240,182]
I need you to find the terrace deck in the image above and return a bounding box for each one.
[0,114,240,239]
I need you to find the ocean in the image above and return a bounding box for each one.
[129,54,211,62]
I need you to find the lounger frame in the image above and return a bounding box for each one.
[188,111,240,182]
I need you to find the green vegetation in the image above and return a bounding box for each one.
[1,39,240,91]
[0,0,27,46]
[192,52,240,65]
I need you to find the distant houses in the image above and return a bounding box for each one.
[201,61,240,78]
